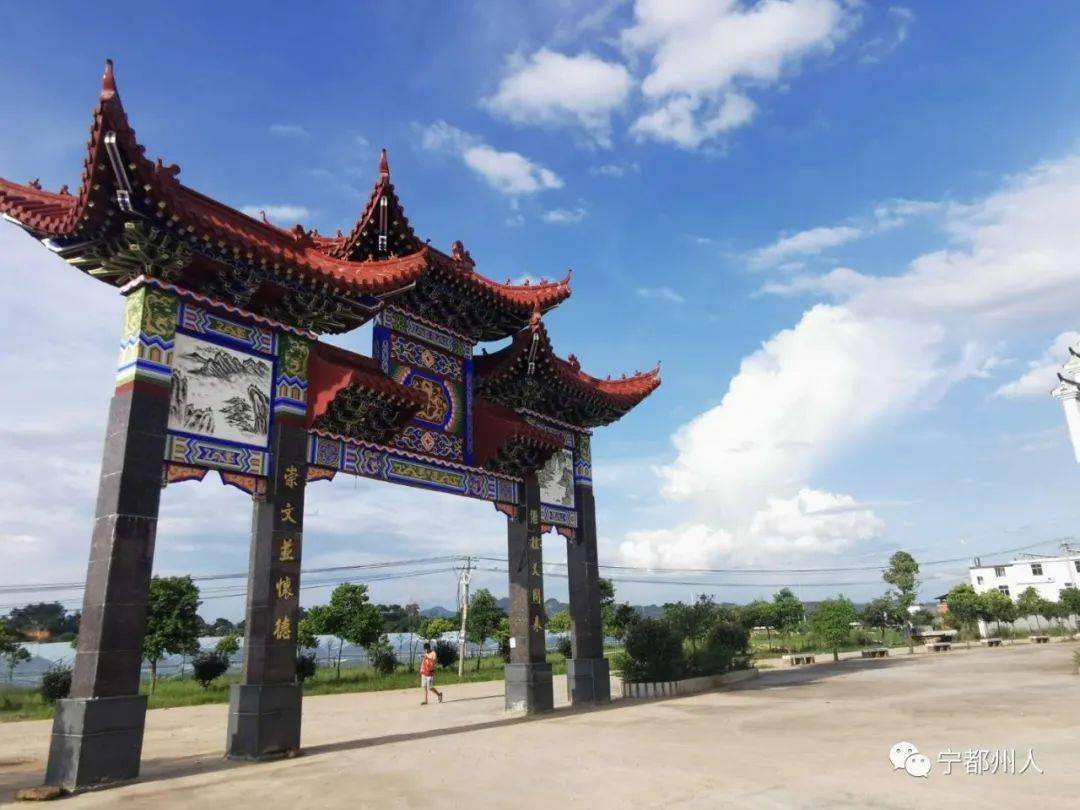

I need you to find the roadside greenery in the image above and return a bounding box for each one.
[615,596,751,683]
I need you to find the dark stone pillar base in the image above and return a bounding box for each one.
[226,684,302,760]
[505,662,554,714]
[566,657,611,706]
[45,695,148,791]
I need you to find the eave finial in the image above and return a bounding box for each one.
[379,148,390,180]
[529,302,542,330]
[101,58,117,99]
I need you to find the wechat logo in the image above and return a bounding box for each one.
[890,741,932,778]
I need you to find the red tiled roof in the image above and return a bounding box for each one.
[306,341,425,427]
[476,315,660,404]
[0,60,571,324]
[472,399,565,470]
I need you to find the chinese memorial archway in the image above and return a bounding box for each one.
[0,62,659,791]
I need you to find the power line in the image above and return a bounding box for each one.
[0,555,465,596]
[476,538,1063,575]
[0,537,1066,601]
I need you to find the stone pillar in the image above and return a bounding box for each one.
[45,286,177,791]
[504,474,553,713]
[566,434,609,706]
[226,420,307,759]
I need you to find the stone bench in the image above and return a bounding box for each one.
[980,638,1002,647]
[926,642,952,652]
[1029,635,1050,644]
[860,648,889,658]
[786,654,815,666]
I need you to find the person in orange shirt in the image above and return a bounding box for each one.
[420,642,443,705]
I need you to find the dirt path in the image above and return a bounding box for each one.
[2,642,1077,808]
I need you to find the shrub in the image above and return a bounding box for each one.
[191,651,230,688]
[40,664,72,704]
[368,636,397,676]
[434,639,458,670]
[296,652,317,683]
[687,621,750,677]
[620,617,684,683]
[555,635,572,659]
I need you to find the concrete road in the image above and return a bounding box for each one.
[1,641,1077,808]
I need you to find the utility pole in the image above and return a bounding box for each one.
[457,557,473,678]
[1063,541,1079,592]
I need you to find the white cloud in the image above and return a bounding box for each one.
[484,49,633,146]
[750,198,942,268]
[541,207,589,224]
[753,225,863,266]
[268,123,309,138]
[995,331,1080,399]
[590,161,641,178]
[646,152,1080,567]
[624,0,853,148]
[240,204,311,224]
[419,121,563,195]
[859,6,914,65]
[636,286,685,304]
[619,489,885,568]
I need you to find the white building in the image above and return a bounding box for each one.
[968,553,1080,602]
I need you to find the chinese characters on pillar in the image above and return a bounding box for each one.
[527,508,545,639]
[271,462,304,646]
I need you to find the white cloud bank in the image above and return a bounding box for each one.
[483,49,633,147]
[624,0,853,149]
[996,331,1080,399]
[625,153,1080,568]
[419,121,563,195]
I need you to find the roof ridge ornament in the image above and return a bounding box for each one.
[451,239,474,267]
[379,148,390,180]
[101,59,117,99]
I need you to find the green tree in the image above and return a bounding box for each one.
[608,603,637,641]
[367,634,397,676]
[215,633,240,657]
[7,602,78,637]
[742,600,778,647]
[296,615,320,651]
[861,596,902,644]
[548,609,572,634]
[1039,598,1061,634]
[306,583,383,679]
[979,589,1016,639]
[945,584,982,646]
[772,588,804,633]
[809,597,857,661]
[1016,587,1045,632]
[883,551,920,653]
[1,620,30,682]
[419,616,456,640]
[466,589,504,670]
[1059,587,1080,637]
[598,578,616,635]
[209,617,236,636]
[143,576,202,693]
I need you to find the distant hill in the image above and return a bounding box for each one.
[420,606,456,618]
[495,597,569,614]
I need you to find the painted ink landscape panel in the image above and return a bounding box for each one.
[168,332,272,447]
[539,448,575,508]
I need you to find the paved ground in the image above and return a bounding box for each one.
[1,641,1077,808]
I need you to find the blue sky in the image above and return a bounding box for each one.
[3,1,1080,618]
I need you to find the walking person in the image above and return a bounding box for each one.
[420,642,443,705]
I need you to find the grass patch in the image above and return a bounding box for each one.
[0,651,577,723]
